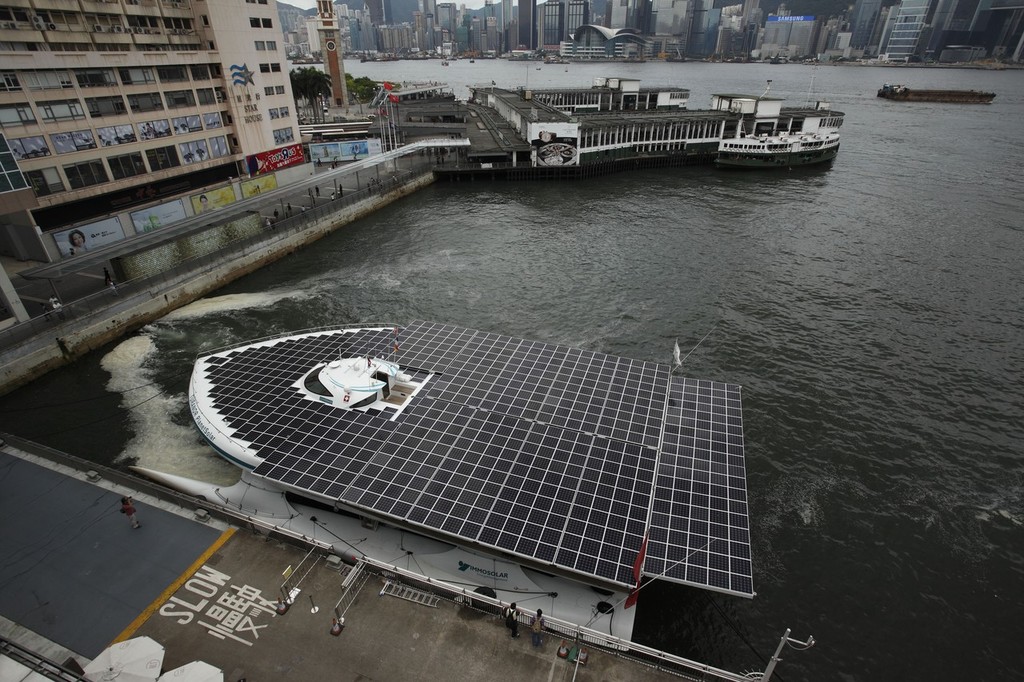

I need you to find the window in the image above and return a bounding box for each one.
[165,90,196,109]
[273,127,294,144]
[203,112,223,129]
[107,152,146,180]
[137,119,171,140]
[270,63,281,73]
[190,64,211,80]
[22,70,73,90]
[26,167,64,197]
[268,108,279,120]
[249,17,260,27]
[178,139,208,164]
[1,72,20,92]
[0,103,35,125]
[75,69,116,88]
[97,124,137,146]
[128,92,164,113]
[261,18,272,27]
[266,40,277,50]
[255,40,266,50]
[196,88,216,105]
[208,135,229,158]
[264,86,274,96]
[50,130,96,154]
[0,141,28,192]
[275,85,285,94]
[86,95,127,118]
[145,145,179,171]
[63,159,108,189]
[39,99,86,122]
[119,67,156,85]
[259,63,271,73]
[156,66,188,83]
[9,136,50,160]
[278,106,289,118]
[172,115,203,133]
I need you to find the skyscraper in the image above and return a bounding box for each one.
[849,0,883,48]
[882,0,932,60]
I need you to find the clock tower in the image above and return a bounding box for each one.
[317,0,349,114]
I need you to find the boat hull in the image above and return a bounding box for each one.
[877,87,995,104]
[715,143,839,169]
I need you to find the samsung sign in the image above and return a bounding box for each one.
[768,15,815,22]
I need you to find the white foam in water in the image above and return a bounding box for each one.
[101,332,238,484]
[158,289,312,323]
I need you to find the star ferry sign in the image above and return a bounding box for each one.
[230,63,255,87]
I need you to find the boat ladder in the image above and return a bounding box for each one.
[379,579,441,608]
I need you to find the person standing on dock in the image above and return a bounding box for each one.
[503,603,520,638]
[120,496,140,528]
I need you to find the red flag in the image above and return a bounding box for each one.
[388,94,399,103]
[632,532,648,583]
[624,586,639,610]
[383,82,393,90]
[625,532,648,610]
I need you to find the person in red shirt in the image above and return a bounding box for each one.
[121,496,140,529]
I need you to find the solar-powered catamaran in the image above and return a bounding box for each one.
[151,321,754,642]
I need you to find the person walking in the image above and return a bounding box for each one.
[120,496,140,528]
[315,186,320,198]
[103,267,113,287]
[503,603,520,639]
[530,609,544,647]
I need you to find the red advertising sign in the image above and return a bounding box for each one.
[246,143,304,175]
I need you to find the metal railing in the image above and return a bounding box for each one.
[0,166,432,356]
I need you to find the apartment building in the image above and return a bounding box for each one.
[0,0,301,263]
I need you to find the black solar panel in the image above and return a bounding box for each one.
[195,322,753,597]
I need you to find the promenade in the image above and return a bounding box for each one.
[0,441,700,682]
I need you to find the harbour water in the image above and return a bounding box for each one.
[2,62,1023,680]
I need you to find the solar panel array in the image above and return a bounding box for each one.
[197,321,753,596]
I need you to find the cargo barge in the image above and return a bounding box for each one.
[877,83,996,103]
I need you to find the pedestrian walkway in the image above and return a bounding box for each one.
[0,442,709,682]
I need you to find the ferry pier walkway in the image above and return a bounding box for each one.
[0,437,753,682]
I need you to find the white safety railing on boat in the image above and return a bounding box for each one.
[355,555,755,682]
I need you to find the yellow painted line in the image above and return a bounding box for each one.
[111,527,236,644]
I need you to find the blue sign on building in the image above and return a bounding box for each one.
[767,15,815,22]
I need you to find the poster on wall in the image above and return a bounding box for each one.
[190,186,236,214]
[532,130,579,167]
[130,199,187,233]
[53,217,126,257]
[309,139,380,164]
[244,143,304,176]
[241,175,278,198]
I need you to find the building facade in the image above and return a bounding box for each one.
[0,0,301,262]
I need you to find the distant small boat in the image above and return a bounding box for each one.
[877,83,995,104]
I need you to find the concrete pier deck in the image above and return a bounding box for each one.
[0,443,704,682]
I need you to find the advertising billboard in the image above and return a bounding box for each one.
[53,217,126,257]
[245,143,304,176]
[130,199,188,233]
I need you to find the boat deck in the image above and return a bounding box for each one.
[0,443,696,681]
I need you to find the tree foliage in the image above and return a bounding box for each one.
[290,67,332,122]
[345,74,380,103]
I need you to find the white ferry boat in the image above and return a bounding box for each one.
[151,321,755,643]
[714,81,843,169]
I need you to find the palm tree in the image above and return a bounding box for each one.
[290,67,332,123]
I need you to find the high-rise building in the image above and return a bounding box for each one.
[518,0,536,48]
[882,0,932,60]
[565,0,590,40]
[0,0,302,263]
[849,0,883,49]
[541,2,565,48]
